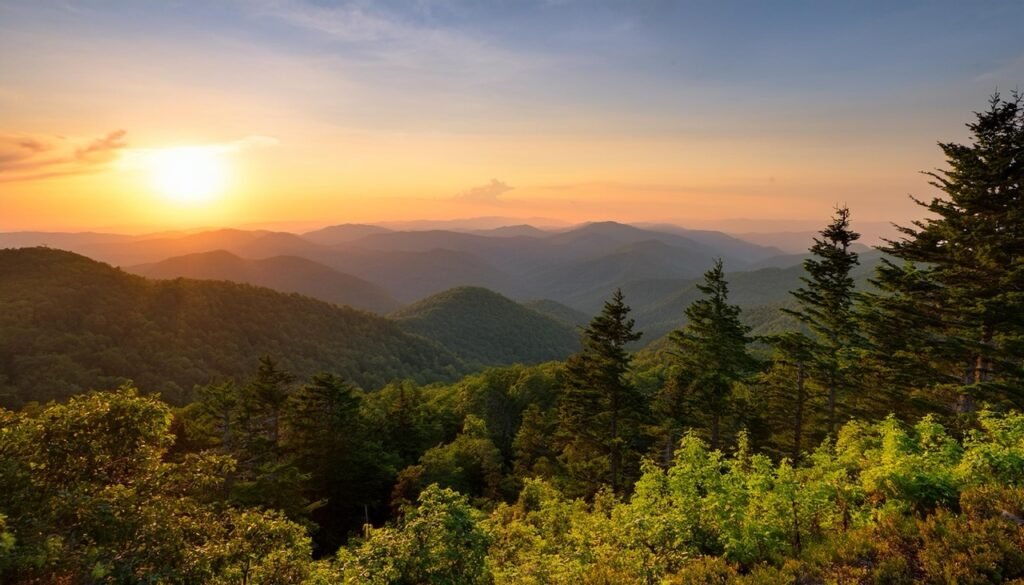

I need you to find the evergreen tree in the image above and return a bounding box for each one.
[230,356,310,519]
[239,355,296,453]
[511,403,560,482]
[782,206,861,434]
[759,332,817,462]
[870,93,1024,411]
[287,373,396,552]
[671,259,756,450]
[193,380,240,452]
[557,289,643,496]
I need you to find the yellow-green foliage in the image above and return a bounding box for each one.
[472,412,1024,584]
[4,388,1024,584]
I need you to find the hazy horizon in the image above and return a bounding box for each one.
[0,214,901,249]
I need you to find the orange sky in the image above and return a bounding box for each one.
[1,1,1021,234]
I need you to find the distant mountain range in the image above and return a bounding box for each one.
[0,221,887,353]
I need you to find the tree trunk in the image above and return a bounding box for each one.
[791,498,802,555]
[663,431,674,467]
[959,325,994,413]
[792,361,805,463]
[956,359,976,413]
[827,370,836,436]
[610,389,620,492]
[710,411,720,451]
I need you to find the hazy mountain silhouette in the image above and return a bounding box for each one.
[75,229,325,266]
[522,299,590,327]
[127,250,401,314]
[302,223,393,245]
[323,247,522,303]
[0,221,813,322]
[470,224,550,237]
[526,239,720,306]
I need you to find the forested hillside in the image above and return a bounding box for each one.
[392,286,581,366]
[0,248,463,407]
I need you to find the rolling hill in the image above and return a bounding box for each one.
[522,299,591,327]
[0,248,464,407]
[392,286,581,367]
[127,250,401,314]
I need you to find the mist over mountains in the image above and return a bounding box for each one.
[0,220,883,347]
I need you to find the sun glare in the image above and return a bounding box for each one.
[148,147,227,204]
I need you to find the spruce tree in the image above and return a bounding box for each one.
[286,373,395,550]
[671,259,756,449]
[231,356,309,518]
[557,289,643,496]
[782,206,861,434]
[649,370,694,466]
[759,332,817,462]
[870,93,1024,411]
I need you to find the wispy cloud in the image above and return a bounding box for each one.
[0,132,279,183]
[0,130,127,182]
[254,0,402,43]
[454,179,514,204]
[249,0,543,81]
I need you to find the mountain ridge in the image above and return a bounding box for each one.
[126,250,402,314]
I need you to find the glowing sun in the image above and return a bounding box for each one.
[148,147,227,204]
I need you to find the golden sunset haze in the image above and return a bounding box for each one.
[1,1,1022,232]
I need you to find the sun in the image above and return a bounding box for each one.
[147,147,227,204]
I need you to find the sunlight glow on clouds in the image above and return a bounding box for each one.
[454,179,514,205]
[0,131,127,183]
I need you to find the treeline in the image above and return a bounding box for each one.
[0,94,1022,583]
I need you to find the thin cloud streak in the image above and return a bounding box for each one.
[0,130,126,183]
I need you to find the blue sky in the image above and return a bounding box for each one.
[1,0,1022,231]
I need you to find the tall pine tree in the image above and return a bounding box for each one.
[231,356,310,519]
[557,289,643,496]
[782,206,861,434]
[759,332,817,462]
[287,373,396,551]
[870,93,1024,411]
[671,260,756,450]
